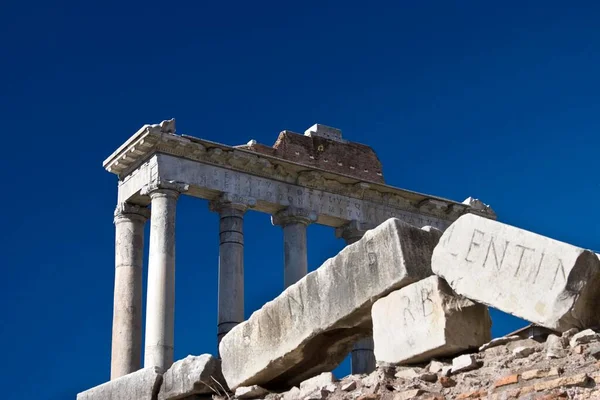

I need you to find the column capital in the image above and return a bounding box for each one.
[114,203,151,222]
[271,207,317,227]
[209,192,256,214]
[141,180,189,198]
[335,220,376,244]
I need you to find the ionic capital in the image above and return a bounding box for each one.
[272,207,317,227]
[335,220,376,244]
[141,180,189,199]
[209,192,257,214]
[114,203,150,223]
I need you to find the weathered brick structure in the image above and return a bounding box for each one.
[237,124,385,183]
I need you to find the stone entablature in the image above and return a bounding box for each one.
[103,119,495,231]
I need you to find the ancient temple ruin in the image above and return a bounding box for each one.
[102,119,496,381]
[79,119,600,399]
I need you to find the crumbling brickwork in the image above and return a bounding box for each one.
[241,130,384,183]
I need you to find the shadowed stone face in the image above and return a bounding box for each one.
[432,214,600,331]
[219,218,442,390]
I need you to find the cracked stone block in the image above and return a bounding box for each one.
[372,276,491,365]
[432,214,600,331]
[219,219,442,390]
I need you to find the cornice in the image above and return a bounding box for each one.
[104,119,496,221]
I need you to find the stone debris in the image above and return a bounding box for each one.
[561,328,579,340]
[372,276,491,365]
[513,346,536,358]
[207,331,600,400]
[220,219,442,390]
[77,367,162,400]
[235,385,270,399]
[419,372,438,383]
[394,368,419,379]
[439,376,457,387]
[341,381,357,391]
[394,389,425,400]
[478,335,521,352]
[451,354,480,374]
[158,354,226,400]
[586,343,600,359]
[569,328,599,348]
[427,360,446,374]
[282,386,301,400]
[431,214,600,331]
[545,334,567,359]
[299,372,335,398]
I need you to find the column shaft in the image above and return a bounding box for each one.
[144,189,179,371]
[337,221,376,374]
[111,205,148,379]
[351,337,376,374]
[217,206,245,344]
[283,222,308,288]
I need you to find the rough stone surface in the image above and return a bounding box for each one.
[235,385,270,399]
[210,331,599,400]
[77,367,162,400]
[394,368,419,379]
[432,214,600,331]
[546,334,567,359]
[158,354,226,400]
[219,219,442,390]
[569,329,599,348]
[373,276,490,365]
[513,346,536,358]
[427,361,446,374]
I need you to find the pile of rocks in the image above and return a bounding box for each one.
[226,327,600,399]
[78,214,600,399]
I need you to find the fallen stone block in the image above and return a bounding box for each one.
[77,367,162,400]
[158,354,226,400]
[220,219,442,390]
[432,214,600,331]
[372,276,491,365]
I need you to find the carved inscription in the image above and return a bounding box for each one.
[399,286,435,327]
[159,156,451,229]
[445,228,567,289]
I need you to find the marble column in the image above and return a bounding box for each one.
[210,194,255,347]
[111,203,150,380]
[336,220,377,375]
[142,181,187,372]
[272,207,317,288]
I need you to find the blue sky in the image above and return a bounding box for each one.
[1,2,599,399]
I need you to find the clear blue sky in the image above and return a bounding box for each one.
[1,2,599,399]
